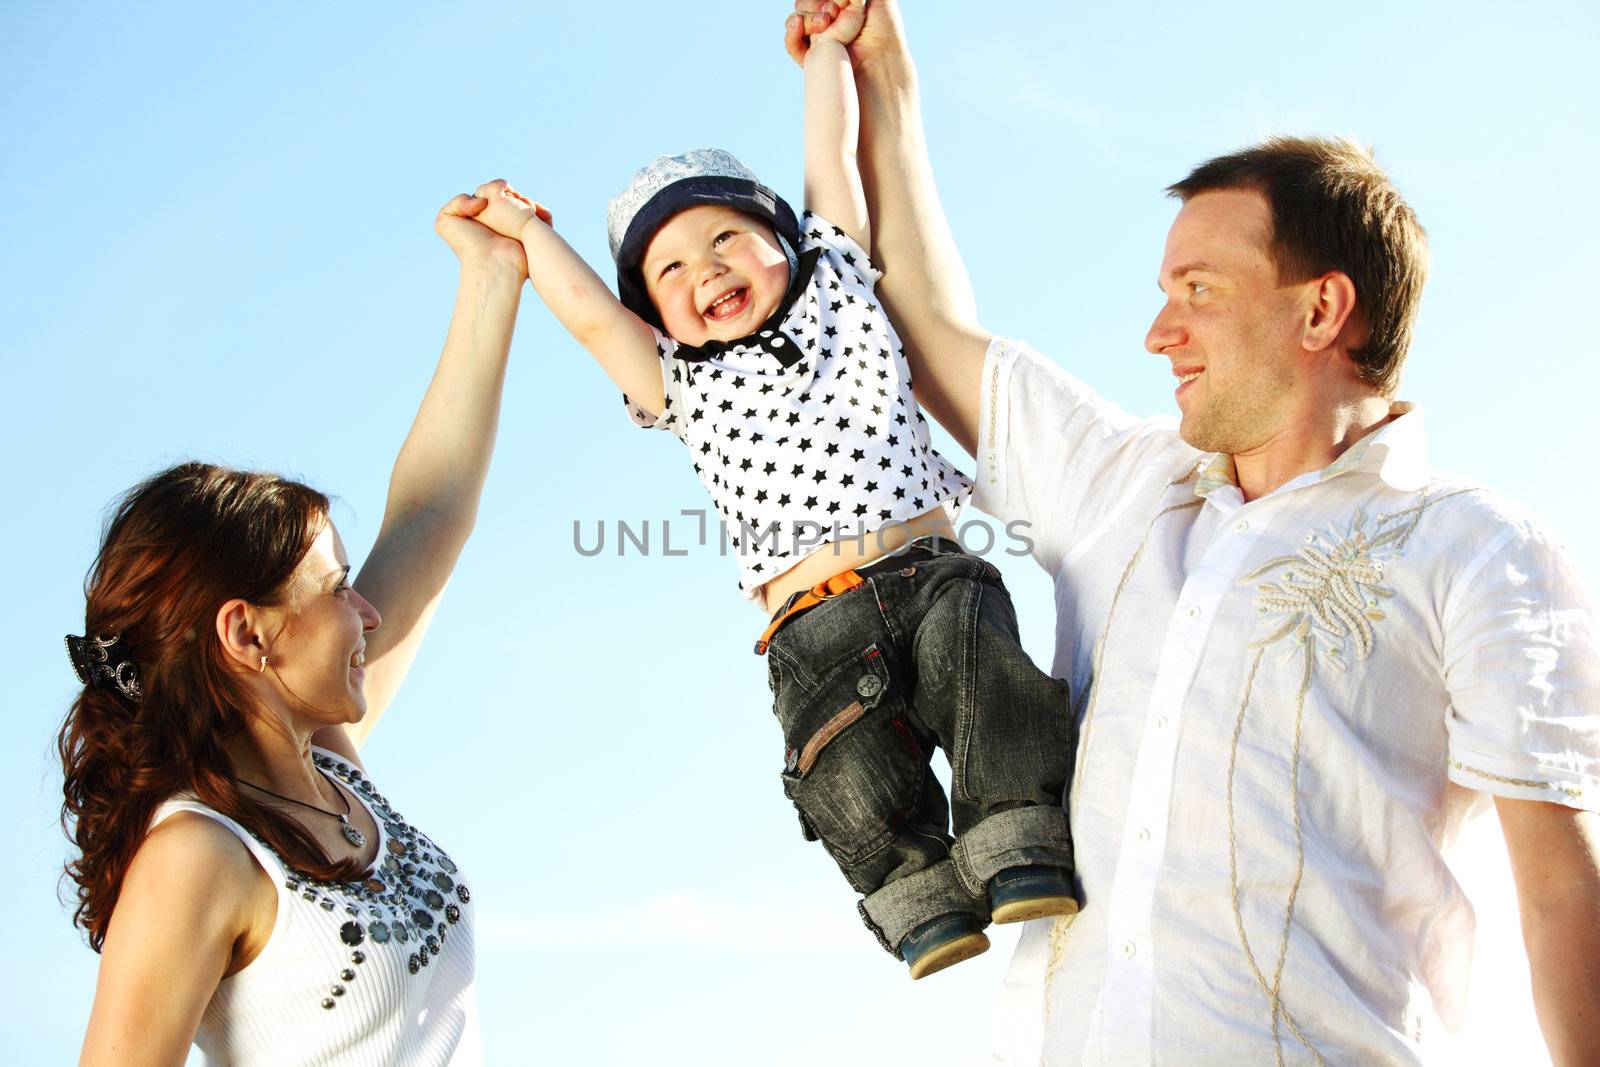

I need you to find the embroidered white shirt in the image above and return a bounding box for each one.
[977,338,1600,1066]
[626,212,971,598]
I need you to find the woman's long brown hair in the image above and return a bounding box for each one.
[59,462,365,951]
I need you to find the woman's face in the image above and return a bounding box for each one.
[264,523,381,725]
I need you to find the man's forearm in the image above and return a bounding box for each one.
[852,9,990,453]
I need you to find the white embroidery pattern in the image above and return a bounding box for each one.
[1226,488,1473,1065]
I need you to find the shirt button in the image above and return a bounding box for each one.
[1187,605,1202,620]
[1121,941,1137,958]
[1136,828,1151,843]
[1154,715,1169,730]
[1233,519,1249,532]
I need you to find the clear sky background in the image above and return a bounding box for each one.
[4,1,1597,1063]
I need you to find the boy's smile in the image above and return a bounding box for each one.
[642,203,791,346]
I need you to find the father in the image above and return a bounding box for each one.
[787,3,1600,1064]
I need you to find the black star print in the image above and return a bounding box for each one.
[797,438,813,452]
[851,448,866,462]
[805,496,818,508]
[718,399,733,413]
[778,494,792,507]
[763,462,778,475]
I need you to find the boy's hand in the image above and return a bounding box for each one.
[434,192,527,278]
[786,0,897,69]
[472,178,554,240]
[814,0,866,45]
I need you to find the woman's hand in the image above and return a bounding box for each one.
[434,189,528,279]
[471,178,554,242]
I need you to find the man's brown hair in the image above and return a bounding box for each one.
[1168,136,1428,396]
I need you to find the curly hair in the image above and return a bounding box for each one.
[59,462,365,951]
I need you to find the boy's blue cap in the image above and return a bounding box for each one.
[607,148,800,330]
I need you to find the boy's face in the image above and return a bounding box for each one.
[641,204,790,345]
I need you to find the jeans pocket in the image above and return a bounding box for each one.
[774,644,925,874]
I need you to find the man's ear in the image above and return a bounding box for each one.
[215,598,268,672]
[1302,270,1361,353]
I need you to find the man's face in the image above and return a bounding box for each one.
[1145,188,1310,455]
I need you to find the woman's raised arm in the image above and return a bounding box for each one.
[324,189,527,751]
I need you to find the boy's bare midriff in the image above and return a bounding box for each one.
[756,505,957,614]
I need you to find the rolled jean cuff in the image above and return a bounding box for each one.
[858,858,989,956]
[951,805,1074,897]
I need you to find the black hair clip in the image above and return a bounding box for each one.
[65,632,143,703]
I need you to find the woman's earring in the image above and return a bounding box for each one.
[258,654,268,673]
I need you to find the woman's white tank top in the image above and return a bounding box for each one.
[150,748,479,1066]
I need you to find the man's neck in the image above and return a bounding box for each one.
[1232,394,1395,502]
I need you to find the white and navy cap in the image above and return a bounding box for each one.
[606,148,801,330]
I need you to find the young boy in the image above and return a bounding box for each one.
[474,0,1076,978]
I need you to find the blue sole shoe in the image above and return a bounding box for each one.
[989,865,1079,925]
[899,912,990,980]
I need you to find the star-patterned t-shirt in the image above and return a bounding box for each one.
[625,211,972,598]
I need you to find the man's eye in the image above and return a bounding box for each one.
[1189,282,1211,296]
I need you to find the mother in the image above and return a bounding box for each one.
[60,184,525,1066]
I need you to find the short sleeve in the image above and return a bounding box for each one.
[973,337,1199,573]
[1442,516,1600,812]
[798,210,881,289]
[622,325,687,438]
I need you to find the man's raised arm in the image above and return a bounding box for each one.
[788,0,992,456]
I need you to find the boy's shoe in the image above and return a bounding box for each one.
[988,865,1079,925]
[899,912,990,980]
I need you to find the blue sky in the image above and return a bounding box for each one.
[4,1,1596,1063]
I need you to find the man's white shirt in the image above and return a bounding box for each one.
[976,338,1600,1066]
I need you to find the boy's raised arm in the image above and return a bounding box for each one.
[478,181,666,413]
[787,0,991,456]
[803,2,870,250]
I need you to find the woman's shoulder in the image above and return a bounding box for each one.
[135,804,270,900]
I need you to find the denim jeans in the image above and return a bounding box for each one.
[762,537,1076,956]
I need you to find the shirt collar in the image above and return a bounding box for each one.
[1191,401,1428,500]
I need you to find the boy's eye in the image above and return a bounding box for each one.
[658,261,682,279]
[713,231,736,246]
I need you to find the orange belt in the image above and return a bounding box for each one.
[754,569,867,655]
